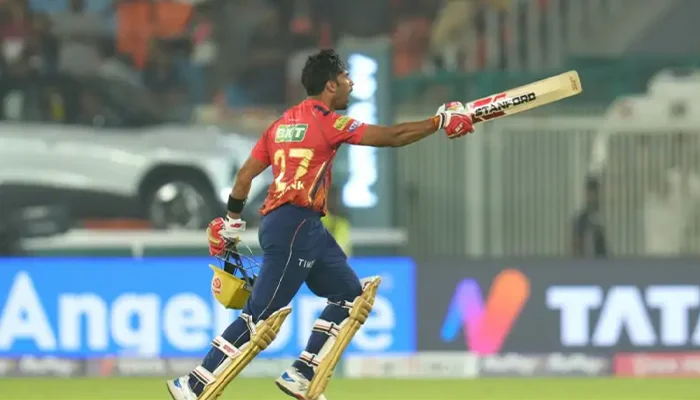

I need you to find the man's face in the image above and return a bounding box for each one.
[332,71,353,110]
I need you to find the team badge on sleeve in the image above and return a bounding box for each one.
[347,120,362,133]
[333,116,352,130]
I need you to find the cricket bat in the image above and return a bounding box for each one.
[465,70,582,124]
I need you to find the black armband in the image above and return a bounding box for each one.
[227,195,246,214]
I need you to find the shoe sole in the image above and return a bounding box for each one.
[165,382,178,400]
[275,380,306,400]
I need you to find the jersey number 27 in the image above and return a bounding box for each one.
[273,148,314,194]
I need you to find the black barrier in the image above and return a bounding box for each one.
[417,258,700,353]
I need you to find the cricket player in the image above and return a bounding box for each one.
[167,49,474,400]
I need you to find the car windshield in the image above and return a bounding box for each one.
[86,77,178,126]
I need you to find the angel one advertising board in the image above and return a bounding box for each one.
[0,257,415,358]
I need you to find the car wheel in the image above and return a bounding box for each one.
[144,177,219,230]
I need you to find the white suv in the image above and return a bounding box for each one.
[0,74,271,229]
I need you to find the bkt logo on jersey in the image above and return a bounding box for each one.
[440,269,530,354]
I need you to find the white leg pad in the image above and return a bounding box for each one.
[210,314,257,377]
[298,350,321,369]
[306,276,381,400]
[192,365,216,386]
[312,318,340,338]
[212,336,242,359]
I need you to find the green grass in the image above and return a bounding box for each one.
[0,378,699,400]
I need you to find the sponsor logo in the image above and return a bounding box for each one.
[0,358,16,376]
[443,102,464,111]
[240,358,297,378]
[0,258,414,357]
[332,116,352,130]
[274,124,308,143]
[479,353,541,376]
[87,357,200,377]
[115,358,167,376]
[441,269,530,354]
[544,353,610,376]
[615,352,700,377]
[298,258,316,269]
[345,352,478,378]
[479,353,610,377]
[347,120,362,133]
[469,92,537,122]
[211,277,222,295]
[17,356,83,377]
[547,285,700,348]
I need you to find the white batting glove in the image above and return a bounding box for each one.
[435,101,474,138]
[436,101,465,115]
[220,216,246,240]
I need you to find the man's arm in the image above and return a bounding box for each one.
[228,156,269,219]
[356,118,441,147]
[324,103,473,148]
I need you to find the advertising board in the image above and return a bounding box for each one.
[418,259,700,353]
[0,257,415,358]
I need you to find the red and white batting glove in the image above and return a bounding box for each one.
[206,216,246,256]
[435,101,474,139]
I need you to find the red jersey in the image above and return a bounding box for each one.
[250,99,367,216]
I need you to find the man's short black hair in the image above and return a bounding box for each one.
[301,49,348,96]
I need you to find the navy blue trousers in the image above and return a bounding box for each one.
[190,205,362,393]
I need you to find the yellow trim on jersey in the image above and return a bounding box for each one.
[308,160,328,203]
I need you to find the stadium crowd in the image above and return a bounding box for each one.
[0,0,565,115]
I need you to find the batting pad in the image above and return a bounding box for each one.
[306,276,381,400]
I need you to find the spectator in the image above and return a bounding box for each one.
[38,85,66,123]
[572,177,608,258]
[51,0,109,75]
[392,0,433,77]
[141,40,188,119]
[643,140,700,256]
[237,8,288,106]
[28,12,58,75]
[282,0,318,51]
[0,0,33,73]
[429,0,476,71]
[184,1,217,103]
[222,0,273,80]
[333,0,391,39]
[96,40,140,86]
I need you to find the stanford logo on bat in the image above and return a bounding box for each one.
[469,92,537,122]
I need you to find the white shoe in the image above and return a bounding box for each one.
[166,375,198,400]
[275,368,327,400]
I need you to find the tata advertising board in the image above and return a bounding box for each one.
[418,258,700,353]
[0,257,415,358]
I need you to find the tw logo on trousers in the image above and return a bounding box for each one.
[298,259,316,269]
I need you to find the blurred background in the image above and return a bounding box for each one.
[2,0,700,398]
